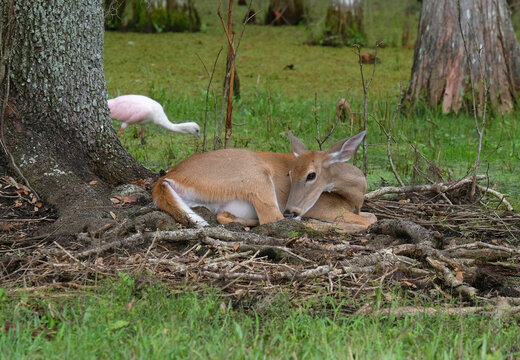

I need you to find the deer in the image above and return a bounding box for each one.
[152,131,376,231]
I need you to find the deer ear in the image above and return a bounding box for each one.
[326,131,365,163]
[288,131,308,157]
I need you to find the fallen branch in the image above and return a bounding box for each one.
[153,227,290,246]
[370,218,434,244]
[72,226,290,259]
[426,257,477,298]
[201,236,309,264]
[73,232,145,258]
[445,241,520,255]
[356,305,489,317]
[342,248,419,275]
[476,184,514,211]
[201,265,336,282]
[365,175,487,199]
[138,258,187,272]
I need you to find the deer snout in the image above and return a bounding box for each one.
[283,210,295,218]
[283,209,301,218]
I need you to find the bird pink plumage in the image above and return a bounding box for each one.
[108,94,200,145]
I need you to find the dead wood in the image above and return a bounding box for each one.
[201,236,308,263]
[357,305,489,317]
[358,296,520,320]
[370,219,434,244]
[365,175,487,199]
[342,249,419,275]
[2,181,519,311]
[426,257,477,298]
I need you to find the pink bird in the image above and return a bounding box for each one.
[108,94,201,145]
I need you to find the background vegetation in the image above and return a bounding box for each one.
[105,0,519,207]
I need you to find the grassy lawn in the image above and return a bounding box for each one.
[1,279,519,359]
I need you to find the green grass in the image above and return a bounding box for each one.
[1,278,519,359]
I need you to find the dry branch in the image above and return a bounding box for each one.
[446,241,520,255]
[370,219,433,244]
[342,249,419,275]
[476,184,514,211]
[365,175,487,199]
[3,193,519,308]
[201,236,308,263]
[357,305,489,317]
[426,257,477,298]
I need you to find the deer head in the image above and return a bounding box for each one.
[283,131,366,218]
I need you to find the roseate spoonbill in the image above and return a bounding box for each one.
[108,94,200,145]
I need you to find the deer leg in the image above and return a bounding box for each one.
[248,176,284,225]
[216,212,260,226]
[304,193,376,229]
[154,179,209,227]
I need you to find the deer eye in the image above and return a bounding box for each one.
[306,172,316,181]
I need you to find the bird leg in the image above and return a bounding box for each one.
[140,125,146,145]
[117,127,125,137]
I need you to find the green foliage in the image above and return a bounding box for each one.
[168,11,190,32]
[134,1,150,32]
[150,8,168,33]
[1,280,519,359]
[106,0,201,33]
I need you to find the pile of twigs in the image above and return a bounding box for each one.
[1,176,519,318]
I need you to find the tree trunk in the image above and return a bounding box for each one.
[1,0,153,234]
[323,0,366,46]
[265,0,305,26]
[406,0,520,115]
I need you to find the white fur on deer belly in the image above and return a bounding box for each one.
[169,181,257,220]
[218,200,257,219]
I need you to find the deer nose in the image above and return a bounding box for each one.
[283,210,298,218]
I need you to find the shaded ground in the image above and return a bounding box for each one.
[1,173,520,317]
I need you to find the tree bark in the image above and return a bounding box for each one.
[265,0,305,26]
[406,0,520,115]
[1,0,152,234]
